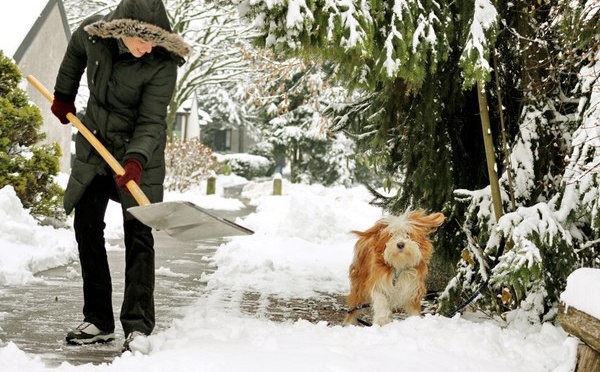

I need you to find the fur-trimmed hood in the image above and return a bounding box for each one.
[83,0,190,58]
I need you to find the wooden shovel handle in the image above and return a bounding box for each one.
[27,75,150,206]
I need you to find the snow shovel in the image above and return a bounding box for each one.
[27,75,254,241]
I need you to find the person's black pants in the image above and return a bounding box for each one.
[73,172,155,336]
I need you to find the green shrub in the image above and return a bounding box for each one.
[0,51,63,220]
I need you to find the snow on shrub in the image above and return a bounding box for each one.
[217,153,271,179]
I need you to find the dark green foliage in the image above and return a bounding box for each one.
[0,51,64,219]
[241,0,600,318]
[534,235,578,310]
[550,1,599,71]
[240,0,453,91]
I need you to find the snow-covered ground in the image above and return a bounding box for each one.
[0,175,580,371]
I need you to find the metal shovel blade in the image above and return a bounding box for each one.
[128,201,254,241]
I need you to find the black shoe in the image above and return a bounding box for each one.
[66,322,115,345]
[122,331,148,353]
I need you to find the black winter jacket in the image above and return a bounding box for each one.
[54,0,189,215]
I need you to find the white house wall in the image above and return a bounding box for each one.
[17,2,72,171]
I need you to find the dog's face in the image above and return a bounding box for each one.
[379,210,445,270]
[383,228,423,270]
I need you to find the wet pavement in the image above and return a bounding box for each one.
[0,228,227,367]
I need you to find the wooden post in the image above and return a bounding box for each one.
[477,80,504,224]
[576,345,600,372]
[273,176,282,196]
[206,176,216,195]
[558,302,600,371]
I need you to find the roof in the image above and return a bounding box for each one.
[0,0,70,62]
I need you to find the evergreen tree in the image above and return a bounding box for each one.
[250,57,358,185]
[236,0,498,212]
[236,0,499,271]
[237,0,600,318]
[438,1,600,318]
[198,77,255,153]
[0,51,63,219]
[193,46,360,185]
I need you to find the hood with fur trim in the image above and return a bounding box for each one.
[83,0,190,58]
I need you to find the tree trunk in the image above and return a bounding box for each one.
[476,80,504,223]
[289,144,299,183]
[492,50,516,213]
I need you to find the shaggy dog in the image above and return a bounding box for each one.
[343,210,445,326]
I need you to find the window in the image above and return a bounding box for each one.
[214,129,231,151]
[173,113,186,140]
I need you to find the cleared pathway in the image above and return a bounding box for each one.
[0,228,227,366]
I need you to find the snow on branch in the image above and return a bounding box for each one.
[459,0,498,87]
[558,52,600,225]
[236,0,371,51]
[322,0,370,49]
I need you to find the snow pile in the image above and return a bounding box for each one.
[0,186,76,285]
[560,267,600,319]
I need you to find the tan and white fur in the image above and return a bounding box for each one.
[343,210,445,326]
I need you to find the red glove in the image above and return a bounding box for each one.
[115,158,143,193]
[51,97,76,124]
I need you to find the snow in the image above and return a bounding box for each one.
[0,177,581,371]
[560,267,600,319]
[0,187,76,286]
[461,0,498,74]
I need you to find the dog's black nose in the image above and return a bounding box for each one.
[396,242,405,251]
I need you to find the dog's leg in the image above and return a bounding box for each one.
[344,266,367,326]
[404,285,424,317]
[405,298,422,317]
[371,292,392,326]
[344,290,366,326]
[343,308,360,326]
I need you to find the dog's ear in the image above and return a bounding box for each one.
[409,211,445,232]
[351,220,389,239]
